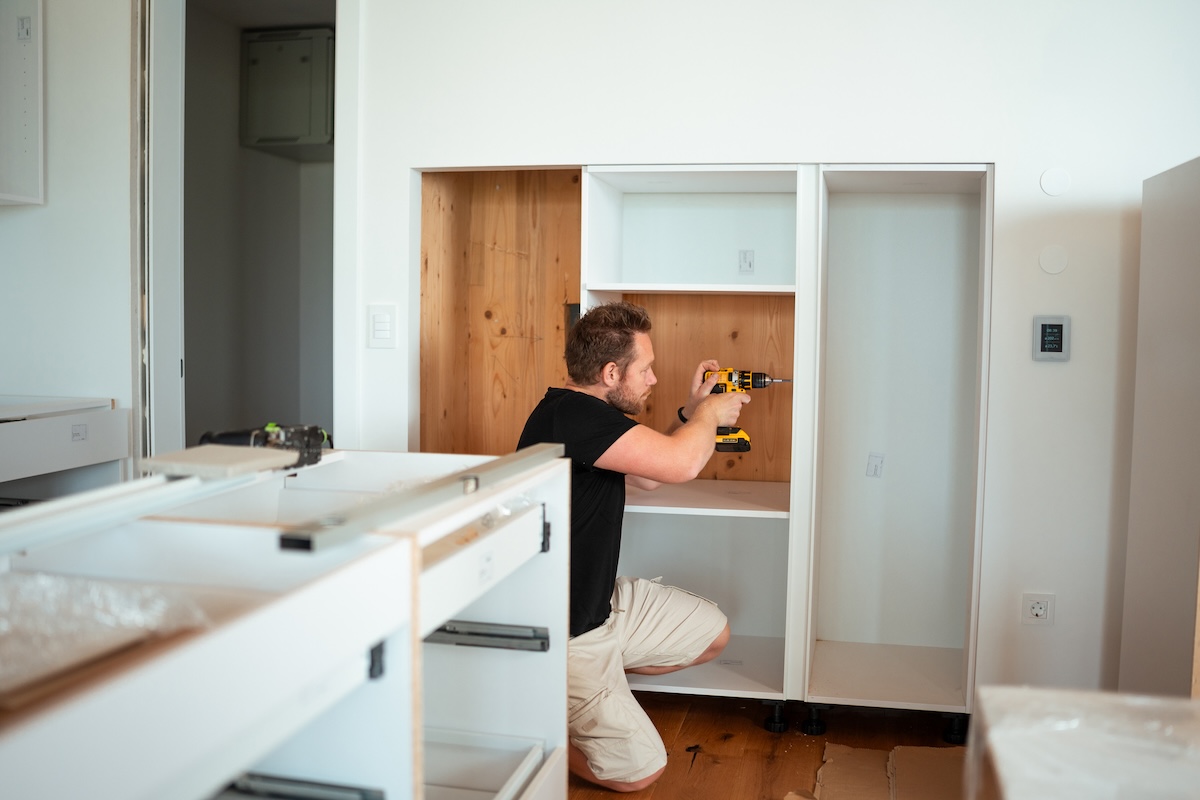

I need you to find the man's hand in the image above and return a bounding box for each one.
[679,359,721,421]
[598,359,749,484]
[694,389,750,428]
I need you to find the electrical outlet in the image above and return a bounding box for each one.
[1021,592,1055,625]
[738,249,755,274]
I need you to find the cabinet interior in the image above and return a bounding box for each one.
[810,165,990,712]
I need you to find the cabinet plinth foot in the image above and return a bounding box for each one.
[942,713,969,745]
[762,700,789,733]
[798,704,827,735]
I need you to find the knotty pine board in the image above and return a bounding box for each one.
[421,169,581,456]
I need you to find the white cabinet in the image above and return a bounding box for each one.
[809,165,993,715]
[0,444,570,799]
[581,163,993,718]
[0,0,43,205]
[0,396,131,494]
[240,28,334,162]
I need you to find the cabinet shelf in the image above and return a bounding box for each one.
[586,282,796,296]
[626,479,789,518]
[627,634,784,700]
[807,640,965,712]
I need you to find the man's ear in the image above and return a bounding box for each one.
[601,361,620,387]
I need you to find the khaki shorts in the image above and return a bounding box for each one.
[567,576,728,784]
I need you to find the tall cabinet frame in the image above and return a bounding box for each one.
[579,162,994,718]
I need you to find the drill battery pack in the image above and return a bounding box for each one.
[715,426,751,453]
[198,423,329,467]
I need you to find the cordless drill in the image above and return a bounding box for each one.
[198,423,331,467]
[704,369,792,452]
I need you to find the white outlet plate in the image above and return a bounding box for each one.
[738,249,754,274]
[1021,592,1055,625]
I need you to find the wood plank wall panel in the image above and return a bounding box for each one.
[625,293,794,483]
[420,170,581,456]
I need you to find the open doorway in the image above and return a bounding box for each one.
[146,0,336,455]
[184,0,336,447]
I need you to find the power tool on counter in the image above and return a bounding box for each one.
[198,423,331,467]
[704,369,792,453]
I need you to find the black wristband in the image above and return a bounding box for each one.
[677,406,689,424]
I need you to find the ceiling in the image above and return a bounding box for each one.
[193,0,335,30]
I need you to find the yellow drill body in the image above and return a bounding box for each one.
[703,370,792,452]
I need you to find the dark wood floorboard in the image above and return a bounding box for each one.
[568,692,964,799]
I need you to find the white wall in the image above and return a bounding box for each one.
[0,2,134,492]
[335,0,1200,690]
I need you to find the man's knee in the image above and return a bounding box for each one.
[606,765,666,792]
[692,622,731,666]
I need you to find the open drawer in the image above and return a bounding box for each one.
[0,396,131,484]
[425,729,566,800]
[0,514,415,800]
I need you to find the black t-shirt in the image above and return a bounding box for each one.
[517,388,638,637]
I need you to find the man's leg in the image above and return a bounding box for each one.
[614,577,731,677]
[568,621,670,792]
[568,742,665,793]
[626,621,730,676]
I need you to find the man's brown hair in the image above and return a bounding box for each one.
[565,301,652,385]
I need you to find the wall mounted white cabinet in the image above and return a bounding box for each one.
[0,0,43,204]
[240,27,334,162]
[0,444,570,800]
[580,163,993,719]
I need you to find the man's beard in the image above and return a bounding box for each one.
[606,381,648,416]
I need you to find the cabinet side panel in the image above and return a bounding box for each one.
[420,172,474,452]
[1119,156,1200,697]
[626,293,794,483]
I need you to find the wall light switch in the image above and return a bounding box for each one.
[367,303,398,349]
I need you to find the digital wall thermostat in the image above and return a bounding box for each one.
[1033,315,1071,362]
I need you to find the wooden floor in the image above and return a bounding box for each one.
[568,692,964,799]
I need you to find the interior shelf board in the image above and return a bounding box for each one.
[586,166,798,194]
[807,640,966,713]
[627,634,784,700]
[586,283,796,296]
[626,480,789,518]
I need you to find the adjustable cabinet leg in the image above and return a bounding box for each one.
[798,704,827,736]
[763,700,788,733]
[943,713,969,745]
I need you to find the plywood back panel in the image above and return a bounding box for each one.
[625,293,794,483]
[420,170,581,456]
